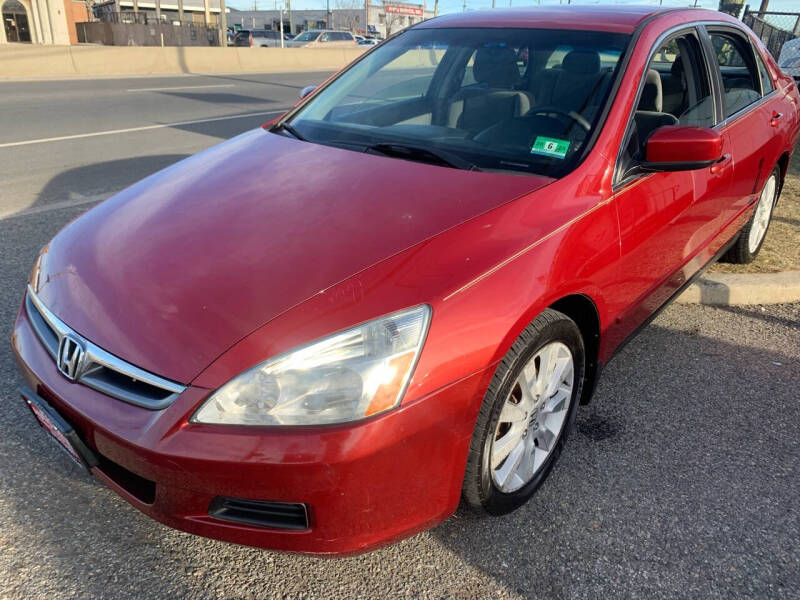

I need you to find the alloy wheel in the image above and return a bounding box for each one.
[748,174,777,254]
[490,341,574,493]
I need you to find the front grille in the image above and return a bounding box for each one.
[25,286,185,410]
[209,497,310,530]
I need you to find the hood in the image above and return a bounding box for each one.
[35,129,551,384]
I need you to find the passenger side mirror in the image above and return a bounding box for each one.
[641,126,723,172]
[299,85,316,100]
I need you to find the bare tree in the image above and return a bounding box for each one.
[381,1,402,36]
[334,0,361,32]
[717,0,745,17]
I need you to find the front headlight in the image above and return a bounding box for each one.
[192,305,431,426]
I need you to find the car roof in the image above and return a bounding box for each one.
[416,6,728,34]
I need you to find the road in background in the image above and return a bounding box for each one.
[0,72,334,218]
[1,73,799,599]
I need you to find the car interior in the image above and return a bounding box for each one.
[292,29,630,176]
[288,27,765,177]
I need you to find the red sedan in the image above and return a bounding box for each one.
[12,6,799,556]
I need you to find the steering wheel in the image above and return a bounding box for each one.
[528,106,591,132]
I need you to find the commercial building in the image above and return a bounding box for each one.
[92,0,224,26]
[229,2,432,38]
[1,0,89,44]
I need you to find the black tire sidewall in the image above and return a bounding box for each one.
[476,315,585,516]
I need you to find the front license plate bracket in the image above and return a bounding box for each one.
[20,386,99,471]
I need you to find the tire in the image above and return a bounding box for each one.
[462,308,585,515]
[722,166,781,264]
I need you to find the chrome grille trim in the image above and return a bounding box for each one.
[25,285,185,410]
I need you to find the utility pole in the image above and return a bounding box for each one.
[155,0,161,22]
[178,0,184,24]
[287,0,293,34]
[204,0,210,27]
[491,0,495,7]
[758,0,769,12]
[279,7,284,46]
[462,0,465,12]
[327,0,331,28]
[433,0,438,17]
[220,0,227,45]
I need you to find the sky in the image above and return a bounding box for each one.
[225,0,799,15]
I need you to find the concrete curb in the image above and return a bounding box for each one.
[676,271,800,305]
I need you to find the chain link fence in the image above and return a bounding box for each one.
[742,9,800,77]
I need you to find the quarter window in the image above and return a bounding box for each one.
[754,49,775,94]
[709,32,761,118]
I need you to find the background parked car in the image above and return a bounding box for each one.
[358,37,380,46]
[779,37,800,80]
[289,30,357,48]
[233,29,284,48]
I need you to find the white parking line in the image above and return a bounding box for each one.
[0,110,285,149]
[126,84,237,92]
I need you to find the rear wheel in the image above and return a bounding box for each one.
[462,309,584,515]
[722,167,780,264]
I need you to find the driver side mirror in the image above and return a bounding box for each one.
[299,85,317,100]
[641,126,723,172]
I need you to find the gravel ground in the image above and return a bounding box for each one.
[1,218,798,599]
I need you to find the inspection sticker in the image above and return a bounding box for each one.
[531,136,570,159]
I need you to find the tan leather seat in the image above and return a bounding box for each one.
[447,46,533,135]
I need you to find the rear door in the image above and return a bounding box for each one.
[702,26,778,226]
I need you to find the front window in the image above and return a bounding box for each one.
[279,28,630,177]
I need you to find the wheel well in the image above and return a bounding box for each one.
[549,294,600,405]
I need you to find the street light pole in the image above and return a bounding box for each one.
[327,0,331,29]
[219,0,227,46]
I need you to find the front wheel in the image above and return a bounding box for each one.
[462,309,585,515]
[722,166,780,264]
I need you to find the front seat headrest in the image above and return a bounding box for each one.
[562,49,601,75]
[640,68,663,112]
[473,45,521,89]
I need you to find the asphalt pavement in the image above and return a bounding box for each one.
[1,73,799,599]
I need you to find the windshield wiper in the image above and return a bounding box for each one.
[365,142,481,172]
[273,122,306,141]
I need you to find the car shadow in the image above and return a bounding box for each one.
[156,91,281,106]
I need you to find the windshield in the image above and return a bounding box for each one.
[283,28,629,177]
[294,31,320,42]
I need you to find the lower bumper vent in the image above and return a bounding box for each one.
[209,497,309,530]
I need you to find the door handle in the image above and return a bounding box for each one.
[710,154,731,175]
[770,112,783,127]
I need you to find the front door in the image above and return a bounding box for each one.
[609,28,729,348]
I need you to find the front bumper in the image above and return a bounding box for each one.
[12,302,491,556]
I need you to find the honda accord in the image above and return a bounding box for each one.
[12,6,799,555]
